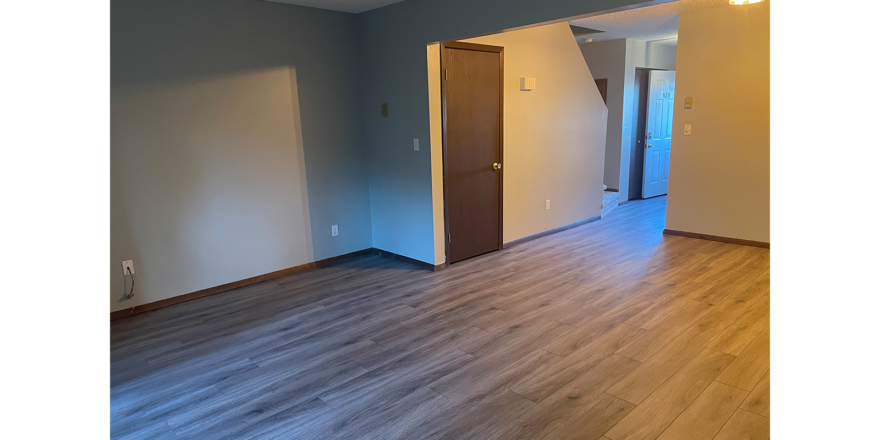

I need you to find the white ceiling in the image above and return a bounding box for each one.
[266,0,406,14]
[570,0,733,44]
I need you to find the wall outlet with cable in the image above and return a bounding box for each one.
[120,260,136,301]
[121,260,135,275]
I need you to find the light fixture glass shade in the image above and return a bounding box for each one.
[729,0,765,4]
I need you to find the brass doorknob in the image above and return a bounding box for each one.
[493,163,502,170]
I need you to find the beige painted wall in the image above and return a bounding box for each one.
[427,43,446,265]
[426,22,607,261]
[579,39,627,192]
[666,2,770,242]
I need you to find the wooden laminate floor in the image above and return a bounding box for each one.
[111,196,770,440]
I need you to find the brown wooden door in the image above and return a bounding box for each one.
[442,42,503,264]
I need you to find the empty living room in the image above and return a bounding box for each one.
[3,0,879,439]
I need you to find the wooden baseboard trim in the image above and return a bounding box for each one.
[372,248,446,271]
[110,248,374,321]
[663,229,770,249]
[503,215,601,249]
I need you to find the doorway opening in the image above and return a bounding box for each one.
[428,21,609,266]
[629,67,675,201]
[426,0,725,266]
[575,4,680,220]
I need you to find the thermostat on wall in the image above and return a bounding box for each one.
[520,77,536,91]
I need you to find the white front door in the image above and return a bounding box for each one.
[643,70,675,198]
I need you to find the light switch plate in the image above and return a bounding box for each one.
[413,138,419,151]
[684,97,693,109]
[122,260,135,275]
[684,124,692,136]
[545,199,550,210]
[332,225,339,236]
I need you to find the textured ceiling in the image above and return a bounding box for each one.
[265,0,406,14]
[569,0,733,44]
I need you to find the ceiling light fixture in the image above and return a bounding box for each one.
[729,0,764,4]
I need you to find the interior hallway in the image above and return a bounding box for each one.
[111,196,770,439]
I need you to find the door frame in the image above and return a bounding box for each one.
[641,69,675,199]
[624,67,669,201]
[628,67,657,201]
[440,41,505,265]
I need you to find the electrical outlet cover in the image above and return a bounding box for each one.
[122,260,135,275]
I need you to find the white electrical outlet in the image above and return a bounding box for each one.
[122,260,135,275]
[545,199,550,210]
[413,138,420,151]
[332,225,339,236]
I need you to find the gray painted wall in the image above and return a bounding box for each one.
[355,0,655,264]
[111,0,372,312]
[111,0,670,311]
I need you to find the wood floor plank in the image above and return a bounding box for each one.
[625,282,712,329]
[603,349,735,440]
[318,344,475,409]
[511,323,646,403]
[317,386,449,439]
[615,300,714,362]
[698,287,767,331]
[706,295,769,356]
[712,409,770,440]
[109,197,770,439]
[544,297,651,357]
[209,397,334,440]
[486,354,639,440]
[655,381,748,440]
[111,357,259,417]
[428,346,561,400]
[716,326,770,391]
[473,317,575,360]
[168,362,369,431]
[541,393,635,440]
[607,323,721,405]
[452,326,498,355]
[740,370,770,418]
[112,385,224,439]
[377,387,451,440]
[111,420,176,440]
[389,388,536,440]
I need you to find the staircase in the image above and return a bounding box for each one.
[601,190,620,219]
